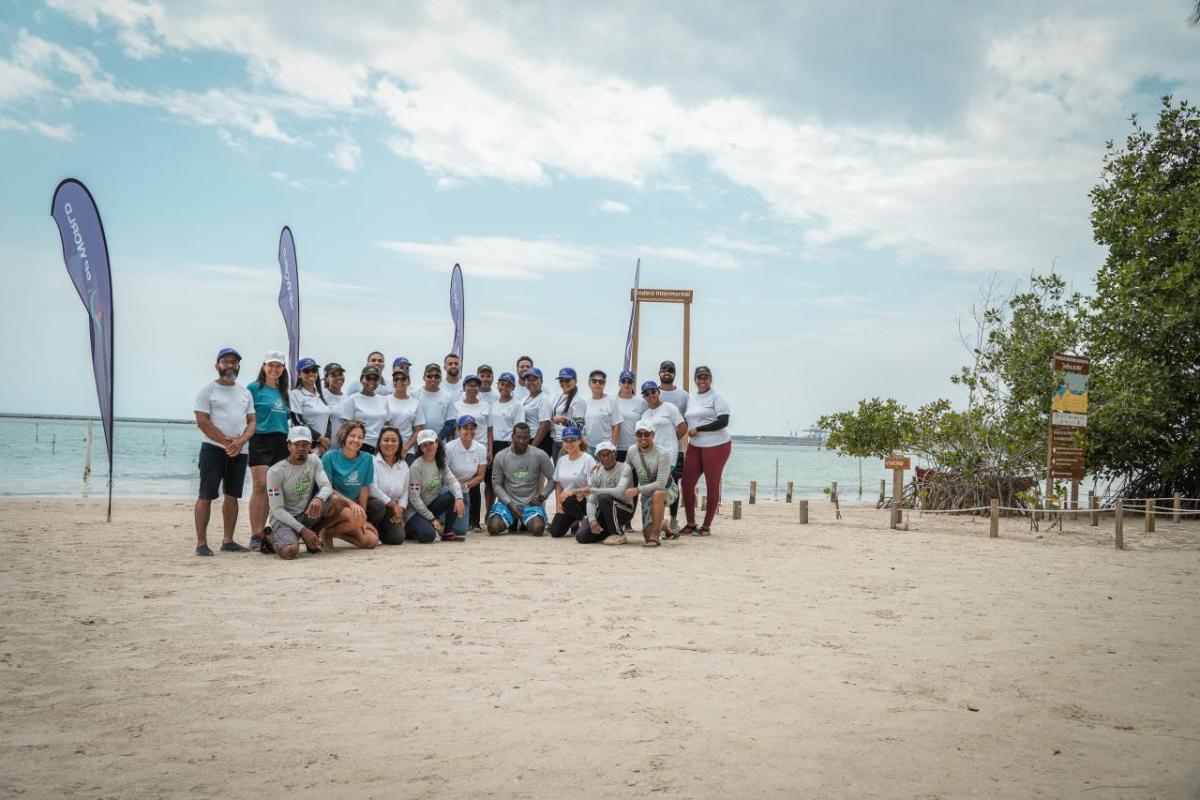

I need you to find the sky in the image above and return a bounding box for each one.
[1,1,1197,434]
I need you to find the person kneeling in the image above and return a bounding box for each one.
[405,429,466,542]
[486,422,554,536]
[625,421,678,547]
[577,441,634,545]
[266,426,352,559]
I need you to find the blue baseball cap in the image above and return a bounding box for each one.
[619,370,636,382]
[640,380,660,395]
[557,367,577,380]
[216,347,241,362]
[296,357,319,371]
[392,356,411,368]
[562,426,582,440]
[463,374,482,386]
[498,372,517,384]
[525,367,543,380]
[457,414,477,428]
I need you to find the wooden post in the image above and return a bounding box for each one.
[749,481,757,504]
[1145,500,1155,532]
[1115,500,1124,550]
[682,301,691,392]
[879,479,886,505]
[891,468,903,529]
[989,499,999,538]
[1070,479,1079,521]
[831,481,838,503]
[786,481,793,503]
[798,500,808,524]
[50,434,56,453]
[1089,493,1098,527]
[732,500,742,520]
[1173,492,1182,524]
[701,495,707,512]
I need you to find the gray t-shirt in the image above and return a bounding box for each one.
[267,455,333,533]
[491,446,555,506]
[586,461,634,522]
[659,386,689,416]
[194,381,254,451]
[628,445,672,495]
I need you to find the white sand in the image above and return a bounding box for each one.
[1,498,1198,799]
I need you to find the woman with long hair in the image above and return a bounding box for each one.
[368,426,409,545]
[248,350,292,552]
[404,429,465,543]
[613,370,645,463]
[340,366,389,454]
[548,427,596,538]
[550,367,586,461]
[323,362,348,445]
[292,357,331,452]
[318,420,380,550]
[384,367,425,461]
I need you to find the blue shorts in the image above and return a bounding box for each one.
[488,501,548,528]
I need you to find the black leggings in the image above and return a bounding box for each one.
[576,495,634,543]
[549,495,587,538]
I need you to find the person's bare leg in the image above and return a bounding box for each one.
[525,516,546,537]
[645,490,666,542]
[194,498,212,547]
[486,515,508,535]
[277,543,299,560]
[221,495,239,544]
[335,526,379,549]
[249,465,269,535]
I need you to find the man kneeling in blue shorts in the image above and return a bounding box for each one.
[486,422,555,536]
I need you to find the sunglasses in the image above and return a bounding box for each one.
[635,431,654,438]
[590,378,606,384]
[642,389,659,395]
[619,378,634,384]
[301,367,319,374]
[363,375,380,382]
[558,377,575,383]
[392,374,408,381]
[425,374,441,379]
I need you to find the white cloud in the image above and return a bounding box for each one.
[329,133,362,171]
[0,115,75,141]
[598,199,630,214]
[375,236,606,281]
[269,170,305,190]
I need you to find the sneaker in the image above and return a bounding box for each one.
[195,544,214,556]
[602,533,628,546]
[470,525,483,533]
[220,540,249,552]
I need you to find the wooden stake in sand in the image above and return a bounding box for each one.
[989,499,999,538]
[749,481,757,504]
[879,479,886,505]
[1174,493,1182,524]
[798,500,808,524]
[1089,493,1099,527]
[732,500,742,520]
[1145,500,1155,533]
[1115,500,1124,550]
[786,481,793,503]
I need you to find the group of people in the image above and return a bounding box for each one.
[192,348,732,558]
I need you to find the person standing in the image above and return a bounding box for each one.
[443,352,464,400]
[247,350,293,552]
[345,350,387,396]
[340,366,389,454]
[292,357,331,452]
[625,420,678,547]
[639,380,686,536]
[368,426,410,545]
[192,347,255,556]
[486,423,554,536]
[476,364,499,405]
[613,370,645,463]
[485,372,524,512]
[384,367,425,459]
[522,368,554,459]
[318,420,380,550]
[582,370,620,454]
[454,376,492,531]
[264,426,340,559]
[577,441,634,545]
[657,360,689,416]
[548,427,596,538]
[681,365,732,535]
[445,415,488,536]
[405,429,465,542]
[513,355,534,400]
[323,362,348,445]
[550,367,587,461]
[414,363,457,442]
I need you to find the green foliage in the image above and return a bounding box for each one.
[1087,96,1200,497]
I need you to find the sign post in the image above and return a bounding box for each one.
[629,288,694,388]
[884,455,910,529]
[1047,354,1090,507]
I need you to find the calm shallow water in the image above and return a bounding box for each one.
[0,416,891,502]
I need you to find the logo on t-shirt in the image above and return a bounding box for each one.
[347,470,360,486]
[293,477,312,495]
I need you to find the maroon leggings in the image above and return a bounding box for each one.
[682,440,732,528]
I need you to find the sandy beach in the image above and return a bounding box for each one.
[1,497,1198,799]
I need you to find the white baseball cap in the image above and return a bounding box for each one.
[264,350,286,365]
[416,429,438,446]
[287,426,312,443]
[595,441,617,454]
[635,420,655,434]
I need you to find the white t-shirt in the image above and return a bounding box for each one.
[641,402,685,463]
[324,392,349,445]
[443,379,464,402]
[455,399,492,448]
[523,392,554,430]
[194,381,254,451]
[490,397,525,442]
[659,386,689,416]
[342,392,389,446]
[550,392,588,443]
[582,395,620,447]
[292,387,331,440]
[385,395,426,451]
[445,437,488,484]
[513,384,530,401]
[553,451,597,492]
[414,387,456,433]
[614,395,646,451]
[478,388,500,405]
[685,389,732,448]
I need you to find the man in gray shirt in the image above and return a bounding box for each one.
[625,420,678,547]
[265,426,343,559]
[578,441,634,545]
[487,423,554,536]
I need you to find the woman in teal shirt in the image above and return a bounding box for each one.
[248,350,293,551]
[319,420,380,550]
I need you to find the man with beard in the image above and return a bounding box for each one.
[443,352,464,401]
[486,423,554,536]
[192,347,256,556]
[513,355,534,401]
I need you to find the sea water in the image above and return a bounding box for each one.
[0,416,891,502]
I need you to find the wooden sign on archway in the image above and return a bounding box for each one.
[629,288,694,390]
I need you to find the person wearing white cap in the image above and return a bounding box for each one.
[445,415,488,535]
[577,441,635,545]
[247,350,294,551]
[405,428,465,542]
[548,426,596,538]
[624,420,678,547]
[263,426,339,559]
[193,346,256,556]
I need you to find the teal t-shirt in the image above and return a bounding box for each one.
[248,382,290,435]
[321,449,375,500]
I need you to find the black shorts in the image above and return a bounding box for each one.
[198,443,249,500]
[486,440,511,484]
[248,432,289,468]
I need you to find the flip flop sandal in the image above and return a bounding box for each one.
[679,525,698,536]
[259,533,275,555]
[441,532,463,542]
[642,539,661,547]
[696,527,711,536]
